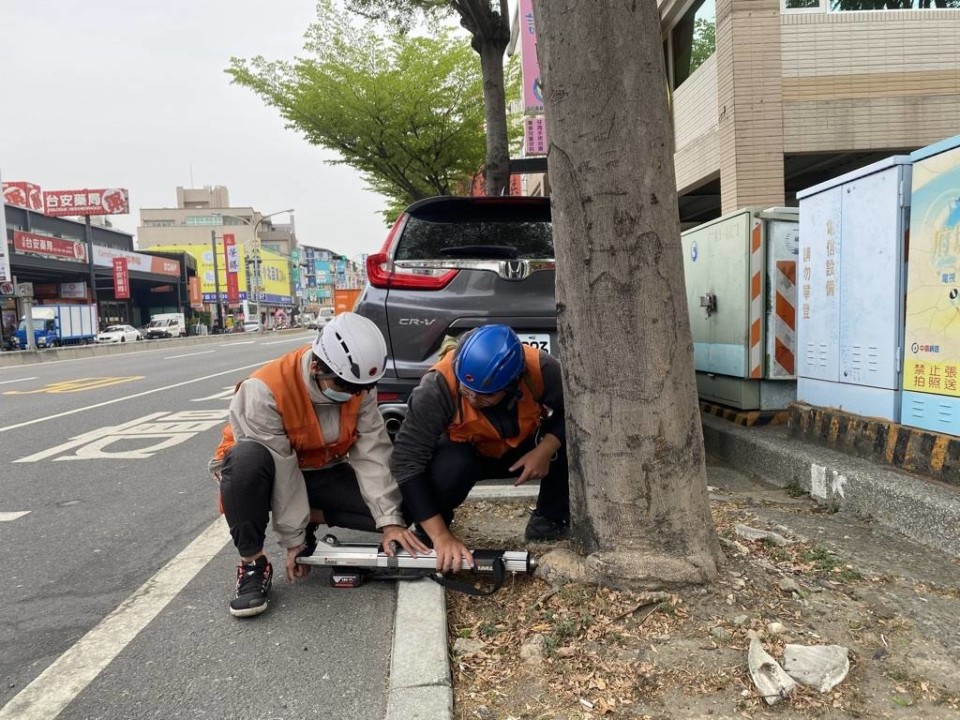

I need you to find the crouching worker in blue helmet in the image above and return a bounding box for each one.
[209,312,429,618]
[390,324,569,572]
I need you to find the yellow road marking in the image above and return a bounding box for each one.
[4,377,144,395]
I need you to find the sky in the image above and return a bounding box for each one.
[0,0,402,259]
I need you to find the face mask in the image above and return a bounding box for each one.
[321,386,353,404]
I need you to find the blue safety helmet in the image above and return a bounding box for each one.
[454,325,525,393]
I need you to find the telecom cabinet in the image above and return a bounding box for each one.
[901,135,960,435]
[681,208,799,410]
[795,156,911,422]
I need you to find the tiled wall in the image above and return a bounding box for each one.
[781,11,960,152]
[673,55,720,191]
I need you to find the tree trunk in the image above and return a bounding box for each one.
[534,0,721,589]
[476,36,511,195]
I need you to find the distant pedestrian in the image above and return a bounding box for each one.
[208,312,428,617]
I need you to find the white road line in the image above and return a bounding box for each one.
[264,336,313,346]
[0,377,37,385]
[163,350,216,360]
[191,387,235,402]
[0,511,30,521]
[222,341,255,346]
[0,362,265,434]
[0,516,229,720]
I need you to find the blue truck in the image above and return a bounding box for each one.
[13,304,98,349]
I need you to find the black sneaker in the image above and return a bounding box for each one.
[230,556,273,618]
[525,511,569,542]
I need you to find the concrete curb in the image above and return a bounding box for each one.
[789,402,960,487]
[702,413,960,559]
[385,579,452,720]
[385,485,537,720]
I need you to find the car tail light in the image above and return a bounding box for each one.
[366,214,459,291]
[377,391,401,402]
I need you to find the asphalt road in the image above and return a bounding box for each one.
[0,333,395,720]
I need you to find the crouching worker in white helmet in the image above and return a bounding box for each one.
[208,312,429,618]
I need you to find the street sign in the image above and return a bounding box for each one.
[16,282,34,298]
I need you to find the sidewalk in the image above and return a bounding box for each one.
[390,413,960,719]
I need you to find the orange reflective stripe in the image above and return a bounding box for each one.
[432,344,544,458]
[214,346,361,469]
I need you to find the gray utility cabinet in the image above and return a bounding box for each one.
[795,156,911,422]
[681,207,800,410]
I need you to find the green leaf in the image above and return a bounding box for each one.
[227,0,486,222]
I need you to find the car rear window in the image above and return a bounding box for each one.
[396,201,553,260]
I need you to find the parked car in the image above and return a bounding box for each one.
[315,307,335,330]
[144,313,186,339]
[96,324,142,344]
[354,195,556,438]
[242,320,262,333]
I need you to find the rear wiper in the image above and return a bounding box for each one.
[438,245,519,259]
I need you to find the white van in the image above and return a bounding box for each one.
[145,313,186,339]
[316,307,335,329]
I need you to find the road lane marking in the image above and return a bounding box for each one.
[0,511,30,521]
[0,377,37,385]
[0,516,229,720]
[15,410,229,463]
[163,350,216,360]
[221,341,255,346]
[4,377,143,395]
[0,363,264,434]
[191,387,235,402]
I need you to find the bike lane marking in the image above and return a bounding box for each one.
[0,516,229,720]
[13,411,231,463]
[0,362,264,434]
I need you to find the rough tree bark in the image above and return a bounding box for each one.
[457,0,512,195]
[533,0,722,589]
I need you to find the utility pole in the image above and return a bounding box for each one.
[210,230,223,332]
[85,216,97,314]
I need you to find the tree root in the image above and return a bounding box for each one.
[535,547,718,590]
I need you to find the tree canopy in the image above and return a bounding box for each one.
[346,0,515,195]
[227,1,487,221]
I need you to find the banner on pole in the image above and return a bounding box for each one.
[113,257,130,299]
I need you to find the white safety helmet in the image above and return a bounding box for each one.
[311,312,387,385]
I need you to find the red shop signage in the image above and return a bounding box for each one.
[14,231,87,263]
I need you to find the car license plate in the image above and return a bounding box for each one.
[519,333,551,353]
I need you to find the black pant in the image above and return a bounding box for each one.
[219,440,389,557]
[426,435,569,524]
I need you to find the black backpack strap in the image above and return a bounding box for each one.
[428,555,506,597]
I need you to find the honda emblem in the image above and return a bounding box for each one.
[500,260,530,281]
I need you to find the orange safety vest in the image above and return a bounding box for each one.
[433,344,545,458]
[214,346,362,468]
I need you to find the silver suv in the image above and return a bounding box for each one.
[355,195,556,438]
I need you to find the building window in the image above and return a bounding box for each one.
[143,219,175,227]
[783,0,960,11]
[782,0,826,10]
[185,215,222,226]
[671,0,716,89]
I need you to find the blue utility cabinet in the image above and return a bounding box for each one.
[795,156,911,422]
